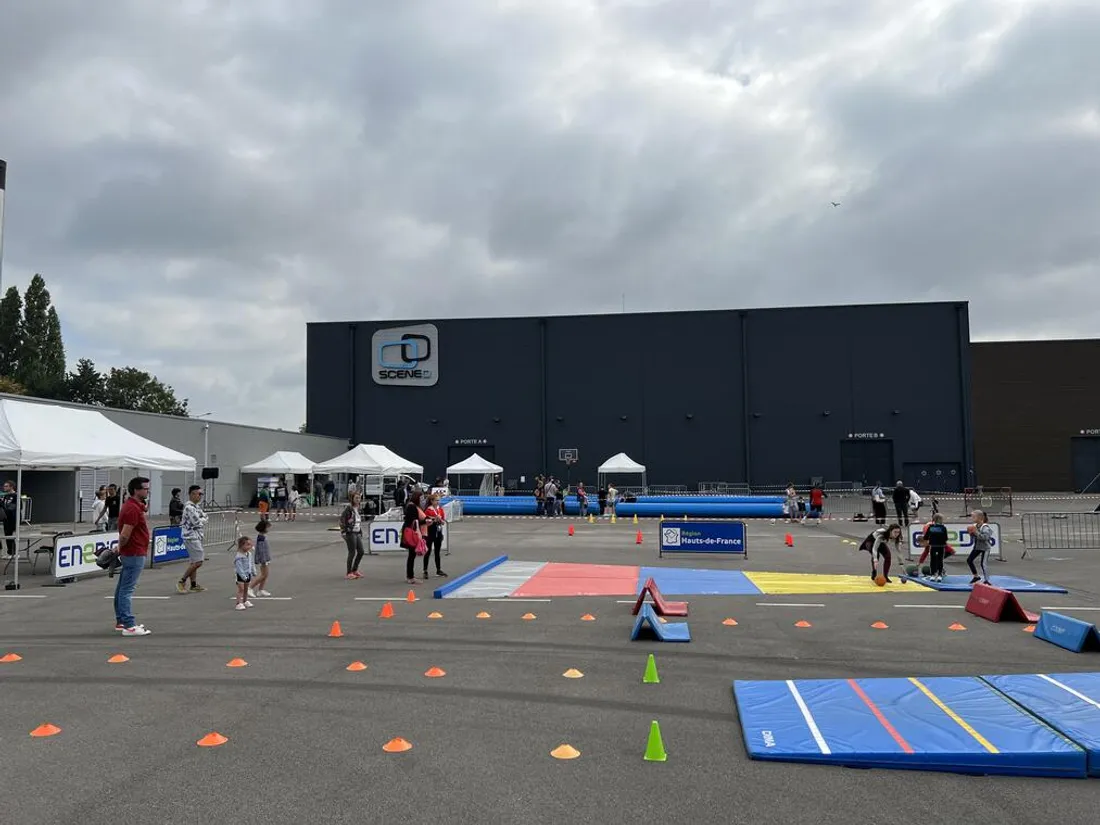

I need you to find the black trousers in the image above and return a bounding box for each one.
[872,501,887,524]
[894,503,909,525]
[929,545,946,577]
[423,528,444,573]
[3,515,15,554]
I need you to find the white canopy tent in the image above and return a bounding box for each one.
[0,398,197,589]
[597,452,647,491]
[313,443,423,475]
[446,452,503,496]
[241,451,316,475]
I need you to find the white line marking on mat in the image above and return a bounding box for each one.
[0,594,47,598]
[893,604,965,609]
[1038,674,1100,710]
[1039,606,1100,611]
[102,595,171,600]
[757,602,826,608]
[786,680,831,754]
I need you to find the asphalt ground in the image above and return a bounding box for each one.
[3,513,1100,825]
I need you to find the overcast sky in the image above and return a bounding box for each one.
[1,0,1098,430]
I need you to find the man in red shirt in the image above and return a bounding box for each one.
[114,476,152,636]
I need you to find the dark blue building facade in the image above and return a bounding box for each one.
[306,302,974,492]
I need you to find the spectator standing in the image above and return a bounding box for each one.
[91,487,109,532]
[2,480,18,556]
[177,485,209,593]
[105,484,121,530]
[115,477,152,636]
[891,481,911,526]
[168,488,184,526]
[870,482,887,525]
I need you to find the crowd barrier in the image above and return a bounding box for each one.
[1021,512,1100,555]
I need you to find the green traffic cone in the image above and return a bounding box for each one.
[643,653,660,684]
[644,720,667,762]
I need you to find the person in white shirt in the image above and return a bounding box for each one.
[91,488,109,532]
[177,485,210,593]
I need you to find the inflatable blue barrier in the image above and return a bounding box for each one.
[634,495,785,505]
[450,495,785,518]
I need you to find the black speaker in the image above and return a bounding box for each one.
[201,467,220,480]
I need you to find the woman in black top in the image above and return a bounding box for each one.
[402,489,427,584]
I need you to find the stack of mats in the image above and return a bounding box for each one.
[733,673,1100,778]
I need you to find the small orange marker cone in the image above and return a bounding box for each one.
[107,654,129,663]
[346,661,368,671]
[197,732,228,747]
[795,620,812,628]
[30,723,61,738]
[226,658,248,668]
[551,744,581,759]
[785,533,794,547]
[722,618,738,626]
[424,666,446,678]
[563,668,584,678]
[871,621,889,630]
[1023,625,1036,633]
[406,590,417,603]
[383,737,413,753]
[581,613,596,621]
[949,622,967,631]
[379,603,394,619]
[522,612,537,620]
[635,530,643,544]
[328,621,344,637]
[0,653,22,663]
[568,525,575,536]
[476,611,491,619]
[428,611,443,619]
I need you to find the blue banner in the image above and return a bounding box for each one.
[151,525,189,565]
[658,520,747,558]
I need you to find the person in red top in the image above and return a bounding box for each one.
[422,494,448,579]
[114,476,152,636]
[803,486,825,523]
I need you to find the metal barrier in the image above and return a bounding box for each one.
[1021,512,1100,554]
[205,510,243,552]
[964,487,1013,517]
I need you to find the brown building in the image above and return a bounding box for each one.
[972,339,1100,492]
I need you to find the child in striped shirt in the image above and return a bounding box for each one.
[233,536,255,611]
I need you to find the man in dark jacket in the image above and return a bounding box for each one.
[891,481,911,526]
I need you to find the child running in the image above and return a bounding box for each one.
[966,509,994,585]
[249,520,272,598]
[233,536,255,610]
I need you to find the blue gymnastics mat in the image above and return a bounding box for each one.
[637,567,762,596]
[631,603,691,642]
[899,574,1068,594]
[983,673,1100,776]
[732,676,1086,777]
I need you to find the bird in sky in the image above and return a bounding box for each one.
[830,201,841,207]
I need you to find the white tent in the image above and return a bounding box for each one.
[597,452,647,491]
[241,451,316,475]
[313,443,423,475]
[0,398,196,588]
[446,452,503,496]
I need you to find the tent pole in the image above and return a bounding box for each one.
[11,466,22,589]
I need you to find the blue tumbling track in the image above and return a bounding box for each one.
[983,673,1100,777]
[733,676,1087,777]
[449,495,785,518]
[637,567,762,596]
[900,574,1068,594]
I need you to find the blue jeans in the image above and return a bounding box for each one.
[114,555,145,628]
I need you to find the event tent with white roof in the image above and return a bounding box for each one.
[597,452,647,491]
[313,443,423,475]
[0,398,196,588]
[241,451,317,475]
[446,452,503,496]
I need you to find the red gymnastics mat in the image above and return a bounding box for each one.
[511,562,642,597]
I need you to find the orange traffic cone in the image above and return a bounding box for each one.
[383,737,413,753]
[406,590,417,603]
[1,652,23,663]
[29,723,61,738]
[328,621,344,637]
[346,661,368,671]
[785,533,794,547]
[635,530,643,545]
[424,666,446,678]
[722,618,738,626]
[226,658,248,668]
[794,620,812,628]
[568,525,575,537]
[197,732,228,747]
[379,602,395,619]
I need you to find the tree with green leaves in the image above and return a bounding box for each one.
[104,367,189,416]
[66,358,106,406]
[0,286,23,378]
[16,274,66,396]
[39,306,67,398]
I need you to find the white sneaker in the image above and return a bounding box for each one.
[235,603,247,611]
[122,625,151,636]
[247,588,257,598]
[258,590,272,597]
[244,600,254,608]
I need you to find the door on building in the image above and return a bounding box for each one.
[839,439,895,488]
[902,462,962,494]
[1071,437,1100,493]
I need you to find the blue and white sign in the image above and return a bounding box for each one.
[151,525,189,565]
[368,522,449,554]
[906,522,1001,560]
[53,531,120,579]
[659,520,747,558]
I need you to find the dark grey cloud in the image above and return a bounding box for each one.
[0,0,1097,429]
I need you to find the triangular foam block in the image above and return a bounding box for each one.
[966,583,1039,624]
[631,577,689,617]
[1033,611,1100,653]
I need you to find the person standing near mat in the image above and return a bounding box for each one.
[422,493,447,579]
[401,489,429,585]
[340,492,365,580]
[922,514,950,582]
[863,523,903,584]
[966,510,994,585]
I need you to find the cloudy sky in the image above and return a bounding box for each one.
[1,0,1098,430]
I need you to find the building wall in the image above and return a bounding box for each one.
[307,302,973,491]
[972,340,1100,491]
[1,394,350,523]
